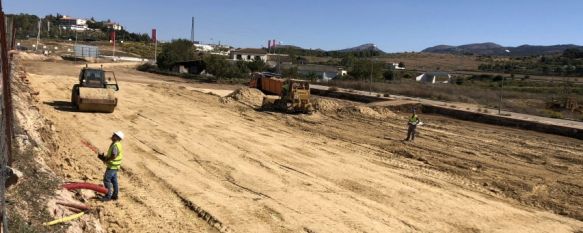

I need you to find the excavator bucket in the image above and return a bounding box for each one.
[77,87,117,113]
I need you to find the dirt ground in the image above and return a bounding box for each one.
[17,57,583,232]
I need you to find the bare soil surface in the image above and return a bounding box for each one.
[19,57,583,232]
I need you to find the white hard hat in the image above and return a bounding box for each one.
[113,131,124,140]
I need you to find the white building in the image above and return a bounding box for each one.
[231,48,268,62]
[60,16,88,31]
[194,44,214,52]
[392,62,406,70]
[415,72,451,84]
[106,22,123,31]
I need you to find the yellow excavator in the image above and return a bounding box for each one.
[71,65,119,113]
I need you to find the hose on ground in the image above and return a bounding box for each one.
[63,182,108,194]
[64,206,83,213]
[43,212,85,226]
[56,201,90,211]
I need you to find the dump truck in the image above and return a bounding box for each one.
[249,72,313,113]
[71,65,119,113]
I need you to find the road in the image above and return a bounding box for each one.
[20,57,583,232]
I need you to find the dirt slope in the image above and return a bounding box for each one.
[20,58,583,232]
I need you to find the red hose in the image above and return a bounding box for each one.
[64,206,83,213]
[56,201,90,211]
[63,182,108,194]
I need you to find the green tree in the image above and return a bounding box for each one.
[383,69,394,80]
[156,39,196,70]
[282,66,299,78]
[349,60,384,80]
[246,59,267,72]
[340,54,355,67]
[203,55,246,80]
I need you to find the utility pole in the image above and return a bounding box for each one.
[190,17,195,43]
[499,49,511,115]
[498,76,504,115]
[112,30,116,60]
[152,28,157,63]
[36,19,41,51]
[74,30,78,63]
[369,59,373,95]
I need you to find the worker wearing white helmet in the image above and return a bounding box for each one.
[98,131,125,201]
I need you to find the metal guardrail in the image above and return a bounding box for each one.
[0,0,15,231]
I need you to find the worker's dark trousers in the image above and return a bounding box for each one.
[406,125,417,141]
[103,169,119,199]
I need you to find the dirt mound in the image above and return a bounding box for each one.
[339,106,384,119]
[337,105,398,119]
[220,87,265,107]
[313,98,342,112]
[313,97,398,119]
[372,106,398,118]
[18,52,62,61]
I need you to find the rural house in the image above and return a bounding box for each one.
[415,71,451,84]
[59,16,88,31]
[231,48,268,62]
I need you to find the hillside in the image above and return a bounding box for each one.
[335,43,385,53]
[423,42,583,56]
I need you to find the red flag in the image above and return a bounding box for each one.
[152,29,157,42]
[110,31,116,43]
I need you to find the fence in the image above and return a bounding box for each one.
[0,1,15,231]
[74,44,99,58]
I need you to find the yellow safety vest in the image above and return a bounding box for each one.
[106,141,123,170]
[408,114,419,124]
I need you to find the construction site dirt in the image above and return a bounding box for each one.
[16,57,583,232]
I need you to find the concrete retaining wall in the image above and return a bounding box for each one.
[310,89,386,103]
[418,105,583,140]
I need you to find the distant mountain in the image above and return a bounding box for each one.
[509,44,583,56]
[273,44,304,50]
[422,42,583,56]
[423,43,505,55]
[335,43,385,54]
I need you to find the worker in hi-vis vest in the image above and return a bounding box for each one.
[405,109,421,141]
[98,131,124,201]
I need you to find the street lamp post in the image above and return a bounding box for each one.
[369,59,373,95]
[498,75,504,115]
[498,49,511,115]
[74,29,78,64]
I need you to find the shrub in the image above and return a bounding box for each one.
[137,63,158,72]
[545,110,564,119]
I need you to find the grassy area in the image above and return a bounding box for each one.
[120,41,157,59]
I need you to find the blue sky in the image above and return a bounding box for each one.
[5,0,583,52]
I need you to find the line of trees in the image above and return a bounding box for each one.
[478,48,583,76]
[8,13,150,42]
[272,46,382,59]
[155,39,267,80]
